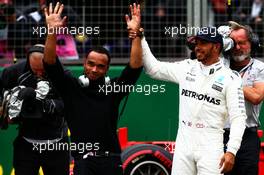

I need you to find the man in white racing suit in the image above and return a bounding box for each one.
[127,21,246,174]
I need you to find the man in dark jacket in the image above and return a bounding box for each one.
[1,44,69,175]
[43,2,142,175]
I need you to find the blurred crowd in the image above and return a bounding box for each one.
[210,0,264,57]
[0,0,263,63]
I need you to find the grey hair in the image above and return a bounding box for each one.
[228,21,254,42]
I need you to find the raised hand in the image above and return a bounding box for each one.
[126,3,141,38]
[44,2,67,30]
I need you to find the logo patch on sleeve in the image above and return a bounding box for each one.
[212,84,223,92]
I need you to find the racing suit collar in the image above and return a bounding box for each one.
[199,60,223,76]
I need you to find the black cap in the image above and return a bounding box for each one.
[28,45,44,55]
[26,44,45,71]
[195,27,223,48]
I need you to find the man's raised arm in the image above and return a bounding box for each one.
[127,5,186,84]
[126,3,142,69]
[43,2,66,65]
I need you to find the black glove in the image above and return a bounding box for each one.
[20,99,43,119]
[17,87,36,101]
[18,88,42,119]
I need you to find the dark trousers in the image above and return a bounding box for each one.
[224,128,260,175]
[13,136,70,175]
[73,155,123,175]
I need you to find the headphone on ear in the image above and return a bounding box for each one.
[234,24,261,55]
[78,75,111,87]
[248,30,261,55]
[227,21,262,56]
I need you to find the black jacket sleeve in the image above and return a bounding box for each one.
[115,64,143,99]
[43,58,74,96]
[1,61,26,89]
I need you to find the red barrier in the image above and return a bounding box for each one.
[118,127,128,150]
[259,130,264,175]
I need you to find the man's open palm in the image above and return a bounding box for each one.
[125,3,141,32]
[44,2,67,29]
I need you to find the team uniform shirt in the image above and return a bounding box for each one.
[224,58,264,128]
[141,37,246,175]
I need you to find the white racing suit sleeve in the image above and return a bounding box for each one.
[226,73,247,155]
[141,37,187,83]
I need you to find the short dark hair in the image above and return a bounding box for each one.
[85,47,111,65]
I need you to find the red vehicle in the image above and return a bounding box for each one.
[118,127,264,175]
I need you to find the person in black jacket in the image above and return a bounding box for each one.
[43,2,142,175]
[1,44,69,175]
